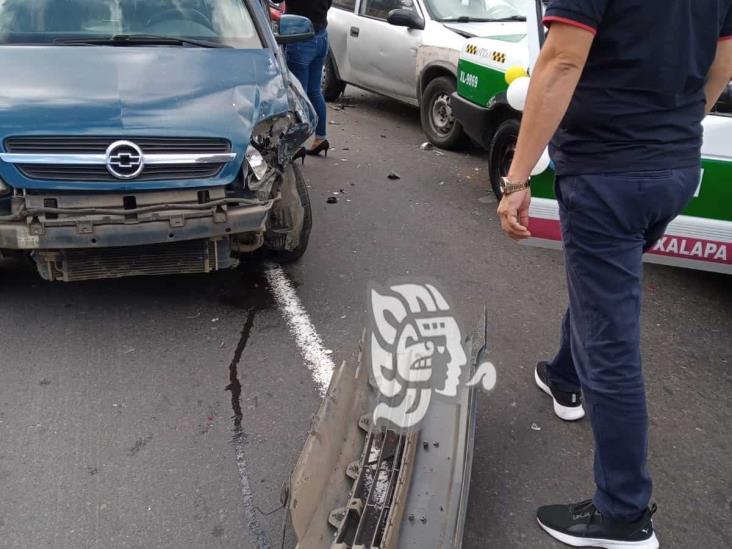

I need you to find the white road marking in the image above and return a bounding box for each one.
[265,265,335,395]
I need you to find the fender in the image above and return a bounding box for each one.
[416,57,458,104]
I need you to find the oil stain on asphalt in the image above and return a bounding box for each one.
[221,268,276,549]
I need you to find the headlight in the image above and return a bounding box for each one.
[245,145,269,189]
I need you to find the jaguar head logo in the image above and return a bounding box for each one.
[368,282,469,431]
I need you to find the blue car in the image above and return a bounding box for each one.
[0,0,317,281]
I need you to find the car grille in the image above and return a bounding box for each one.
[16,164,223,182]
[35,239,235,282]
[4,136,231,154]
[4,136,231,182]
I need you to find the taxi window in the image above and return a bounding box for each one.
[362,0,418,21]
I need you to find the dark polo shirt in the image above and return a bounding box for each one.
[544,0,732,175]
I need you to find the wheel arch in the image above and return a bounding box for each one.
[417,61,457,105]
[327,46,343,81]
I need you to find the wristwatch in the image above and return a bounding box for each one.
[500,176,531,195]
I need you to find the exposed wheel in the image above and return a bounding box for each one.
[488,118,520,200]
[265,163,312,263]
[322,52,346,103]
[420,76,466,150]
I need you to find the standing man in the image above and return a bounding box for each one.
[497,1,732,548]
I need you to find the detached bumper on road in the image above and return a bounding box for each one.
[288,337,477,548]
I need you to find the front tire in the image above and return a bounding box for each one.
[322,52,346,103]
[265,163,312,263]
[488,118,520,200]
[420,76,466,150]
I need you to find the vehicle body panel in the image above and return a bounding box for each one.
[327,3,359,84]
[527,116,732,274]
[328,0,525,106]
[346,11,424,102]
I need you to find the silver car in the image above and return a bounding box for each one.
[324,0,529,148]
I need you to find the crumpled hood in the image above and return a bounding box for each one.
[442,21,526,39]
[0,46,289,139]
[0,46,292,190]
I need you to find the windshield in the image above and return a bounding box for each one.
[426,0,529,21]
[0,0,261,48]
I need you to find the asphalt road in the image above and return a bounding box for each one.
[0,89,730,549]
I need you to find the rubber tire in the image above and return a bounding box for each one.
[268,163,312,264]
[322,52,346,103]
[420,76,466,150]
[488,118,520,200]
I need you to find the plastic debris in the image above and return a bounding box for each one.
[530,423,542,431]
[387,171,401,180]
[420,142,434,151]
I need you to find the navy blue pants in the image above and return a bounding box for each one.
[547,167,700,522]
[286,29,329,139]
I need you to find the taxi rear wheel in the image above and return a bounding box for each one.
[420,76,466,150]
[488,118,520,200]
[322,53,346,103]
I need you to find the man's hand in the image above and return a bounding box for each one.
[498,188,531,240]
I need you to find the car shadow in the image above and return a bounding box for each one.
[0,255,277,313]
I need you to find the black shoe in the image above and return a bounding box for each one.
[306,139,330,157]
[292,147,306,165]
[537,500,659,549]
[535,361,585,421]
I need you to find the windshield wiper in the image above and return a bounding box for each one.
[490,15,527,21]
[54,34,226,48]
[439,15,526,23]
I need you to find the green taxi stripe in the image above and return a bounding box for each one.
[457,59,508,107]
[531,157,732,222]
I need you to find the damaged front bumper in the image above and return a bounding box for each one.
[0,187,275,281]
[0,187,273,250]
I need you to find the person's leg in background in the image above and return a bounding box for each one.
[535,179,585,422]
[537,168,698,548]
[305,29,329,154]
[285,36,316,109]
[536,309,586,421]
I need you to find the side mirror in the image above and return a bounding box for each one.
[387,9,425,30]
[275,14,315,45]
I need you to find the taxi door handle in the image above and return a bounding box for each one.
[350,26,360,37]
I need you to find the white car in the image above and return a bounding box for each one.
[324,0,529,148]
